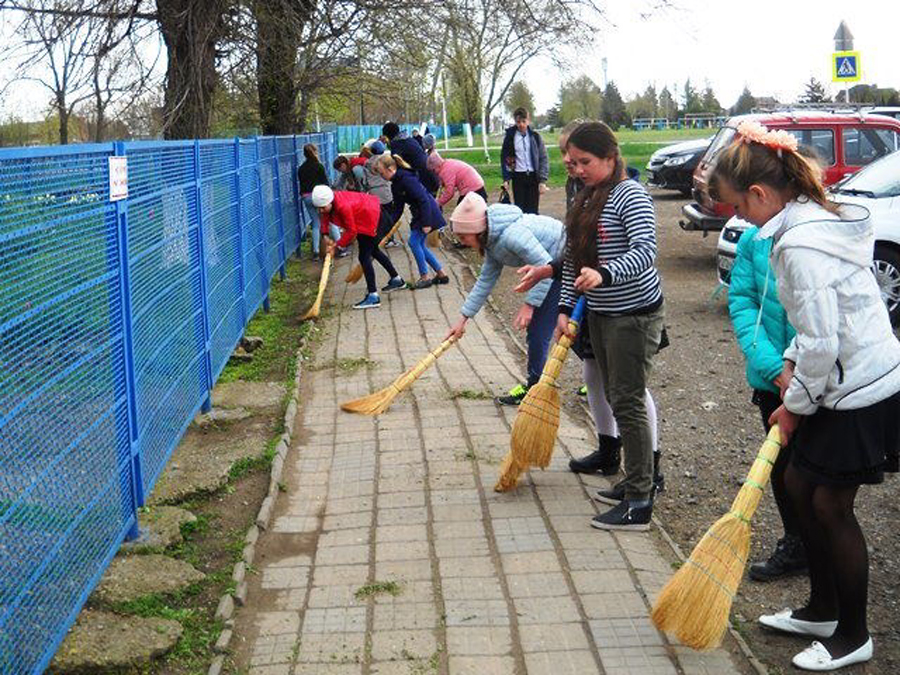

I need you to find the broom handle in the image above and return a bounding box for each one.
[378,219,403,248]
[318,252,333,291]
[395,336,459,392]
[730,425,782,522]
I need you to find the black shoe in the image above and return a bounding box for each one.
[569,435,622,475]
[591,500,652,531]
[433,273,450,285]
[749,535,807,582]
[496,383,528,406]
[593,470,665,506]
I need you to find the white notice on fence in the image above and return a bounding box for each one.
[109,156,128,201]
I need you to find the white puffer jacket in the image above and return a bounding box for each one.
[758,199,900,414]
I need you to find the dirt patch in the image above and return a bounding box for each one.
[460,185,900,674]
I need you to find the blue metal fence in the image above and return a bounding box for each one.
[0,131,336,674]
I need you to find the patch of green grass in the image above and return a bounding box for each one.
[354,580,404,600]
[451,389,493,401]
[314,356,379,375]
[218,257,318,385]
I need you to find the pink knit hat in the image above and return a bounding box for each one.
[426,151,444,173]
[450,192,487,234]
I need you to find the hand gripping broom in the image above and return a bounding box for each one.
[301,250,333,320]
[651,425,783,650]
[345,219,404,284]
[495,297,587,492]
[341,335,460,415]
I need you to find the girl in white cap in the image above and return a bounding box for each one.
[445,192,565,405]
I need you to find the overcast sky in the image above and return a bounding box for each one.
[522,0,898,114]
[0,0,897,122]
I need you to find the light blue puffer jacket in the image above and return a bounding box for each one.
[727,222,795,393]
[460,204,565,318]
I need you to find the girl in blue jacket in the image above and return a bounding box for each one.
[728,219,805,582]
[375,154,449,289]
[444,192,564,404]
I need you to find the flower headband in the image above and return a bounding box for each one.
[735,120,799,157]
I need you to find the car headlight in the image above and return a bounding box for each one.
[663,155,691,166]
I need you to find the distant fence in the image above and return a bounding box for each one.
[632,116,727,130]
[0,130,336,674]
[334,122,475,152]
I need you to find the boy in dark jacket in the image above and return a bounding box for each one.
[382,122,441,195]
[500,107,549,214]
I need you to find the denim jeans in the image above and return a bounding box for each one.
[525,277,561,387]
[408,228,442,276]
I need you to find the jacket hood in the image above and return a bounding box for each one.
[760,200,873,269]
[485,203,525,248]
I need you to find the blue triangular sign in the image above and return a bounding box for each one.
[837,57,856,77]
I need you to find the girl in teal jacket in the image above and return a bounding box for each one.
[728,220,804,582]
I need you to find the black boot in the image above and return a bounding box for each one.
[653,451,665,494]
[569,435,621,475]
[748,534,807,582]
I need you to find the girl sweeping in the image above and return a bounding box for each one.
[443,192,565,405]
[297,144,340,260]
[556,121,664,532]
[515,121,664,494]
[375,153,450,289]
[710,120,900,672]
[311,185,405,309]
[427,152,487,207]
[727,217,806,582]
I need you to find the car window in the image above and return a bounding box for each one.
[842,127,900,166]
[836,149,900,198]
[705,127,736,161]
[784,128,835,166]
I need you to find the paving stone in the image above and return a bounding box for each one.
[302,606,367,633]
[597,645,679,675]
[255,611,301,637]
[444,598,510,627]
[296,632,365,664]
[261,564,310,590]
[370,629,436,661]
[438,555,495,578]
[571,569,638,594]
[375,558,434,582]
[513,595,581,624]
[434,536,489,558]
[446,655,517,674]
[375,540,430,562]
[432,520,486,539]
[372,601,438,631]
[506,571,569,598]
[525,650,601,675]
[375,524,428,543]
[249,633,296,666]
[319,527,370,548]
[446,626,512,655]
[499,551,562,574]
[518,623,593,653]
[377,506,428,526]
[294,666,360,675]
[580,592,649,620]
[316,544,369,566]
[674,646,744,675]
[441,576,504,601]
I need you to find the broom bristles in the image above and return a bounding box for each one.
[301,252,333,320]
[495,321,578,492]
[651,426,782,650]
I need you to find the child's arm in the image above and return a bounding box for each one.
[727,232,785,385]
[779,249,840,415]
[459,255,503,319]
[504,226,555,308]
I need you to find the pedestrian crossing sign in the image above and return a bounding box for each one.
[832,51,861,82]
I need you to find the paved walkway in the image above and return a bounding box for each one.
[231,240,752,675]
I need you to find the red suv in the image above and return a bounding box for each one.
[680,111,900,233]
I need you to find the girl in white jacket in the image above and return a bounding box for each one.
[710,120,900,672]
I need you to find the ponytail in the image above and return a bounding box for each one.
[710,131,838,213]
[375,153,412,173]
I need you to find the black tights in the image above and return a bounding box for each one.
[357,233,398,294]
[784,462,869,656]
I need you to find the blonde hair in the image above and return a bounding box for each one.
[376,153,412,172]
[559,119,588,148]
[710,139,837,213]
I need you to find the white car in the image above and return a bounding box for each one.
[716,149,900,325]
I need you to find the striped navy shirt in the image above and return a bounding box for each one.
[560,180,663,315]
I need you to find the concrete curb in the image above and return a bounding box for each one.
[208,346,305,673]
[454,251,768,675]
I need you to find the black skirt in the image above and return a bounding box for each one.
[792,388,900,486]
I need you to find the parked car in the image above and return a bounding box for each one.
[645,137,712,195]
[867,107,900,121]
[717,149,900,325]
[681,111,900,235]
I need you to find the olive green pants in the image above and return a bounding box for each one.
[587,306,664,501]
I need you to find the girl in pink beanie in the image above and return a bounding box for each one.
[445,193,566,405]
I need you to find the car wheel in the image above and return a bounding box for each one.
[872,244,900,326]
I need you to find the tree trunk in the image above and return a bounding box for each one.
[93,61,105,142]
[255,0,301,135]
[58,95,69,145]
[296,92,310,133]
[157,0,225,139]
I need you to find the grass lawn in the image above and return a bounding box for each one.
[432,127,714,193]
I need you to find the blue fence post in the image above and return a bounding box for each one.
[193,140,215,413]
[271,138,287,280]
[112,140,144,539]
[233,137,248,327]
[255,137,271,312]
[291,134,302,255]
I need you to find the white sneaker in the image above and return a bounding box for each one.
[792,638,873,671]
[758,609,837,638]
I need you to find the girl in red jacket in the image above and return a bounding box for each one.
[311,185,406,309]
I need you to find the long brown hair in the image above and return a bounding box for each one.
[710,139,838,213]
[565,122,625,273]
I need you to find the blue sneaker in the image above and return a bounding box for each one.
[353,293,381,310]
[381,277,406,293]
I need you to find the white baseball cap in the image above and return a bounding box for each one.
[311,185,334,207]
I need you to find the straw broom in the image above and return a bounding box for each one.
[651,425,782,650]
[300,250,333,320]
[345,218,404,284]
[495,297,587,492]
[341,335,459,415]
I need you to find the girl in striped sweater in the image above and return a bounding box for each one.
[558,121,665,531]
